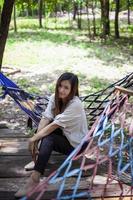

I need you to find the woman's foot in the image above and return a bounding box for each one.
[14,171,40,198]
[24,161,35,171]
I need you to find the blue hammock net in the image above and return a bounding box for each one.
[0,72,49,127]
[0,72,133,200]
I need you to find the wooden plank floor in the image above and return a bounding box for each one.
[0,128,132,200]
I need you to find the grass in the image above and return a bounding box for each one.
[2,17,133,95]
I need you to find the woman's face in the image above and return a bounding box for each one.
[58,80,71,100]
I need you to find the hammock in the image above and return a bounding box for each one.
[0,72,133,128]
[0,72,49,126]
[0,72,133,200]
[22,85,133,200]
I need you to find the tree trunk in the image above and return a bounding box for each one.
[27,0,32,16]
[73,1,78,20]
[54,1,57,28]
[86,0,91,38]
[115,0,120,38]
[43,0,46,18]
[0,0,15,69]
[21,3,25,17]
[127,0,130,25]
[77,2,82,29]
[100,0,110,37]
[38,0,43,28]
[13,2,17,32]
[92,1,96,36]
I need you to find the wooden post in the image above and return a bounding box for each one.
[115,86,133,96]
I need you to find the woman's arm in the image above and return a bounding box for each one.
[37,118,50,132]
[30,122,60,142]
[29,122,59,156]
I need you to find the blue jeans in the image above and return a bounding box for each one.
[34,128,74,174]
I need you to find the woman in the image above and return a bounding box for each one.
[15,72,88,198]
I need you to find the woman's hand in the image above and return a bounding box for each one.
[28,138,39,162]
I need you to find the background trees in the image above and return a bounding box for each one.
[1,0,132,35]
[0,0,132,69]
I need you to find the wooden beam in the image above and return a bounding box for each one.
[115,86,133,96]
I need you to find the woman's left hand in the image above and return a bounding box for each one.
[29,138,39,162]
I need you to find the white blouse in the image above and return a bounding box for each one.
[42,94,88,147]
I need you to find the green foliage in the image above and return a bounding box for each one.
[77,71,86,82]
[26,127,36,137]
[5,17,133,70]
[47,83,55,93]
[3,18,132,98]
[0,86,3,97]
[17,78,40,95]
[0,0,4,7]
[89,77,109,91]
[10,0,133,39]
[0,0,4,19]
[17,78,30,88]
[110,0,133,11]
[27,86,40,95]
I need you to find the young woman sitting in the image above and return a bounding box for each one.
[15,72,88,198]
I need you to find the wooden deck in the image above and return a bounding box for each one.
[0,128,132,200]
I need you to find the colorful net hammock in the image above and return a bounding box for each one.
[22,86,133,200]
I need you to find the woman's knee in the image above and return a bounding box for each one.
[41,134,54,144]
[39,134,54,153]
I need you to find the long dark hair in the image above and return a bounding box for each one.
[54,72,79,115]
